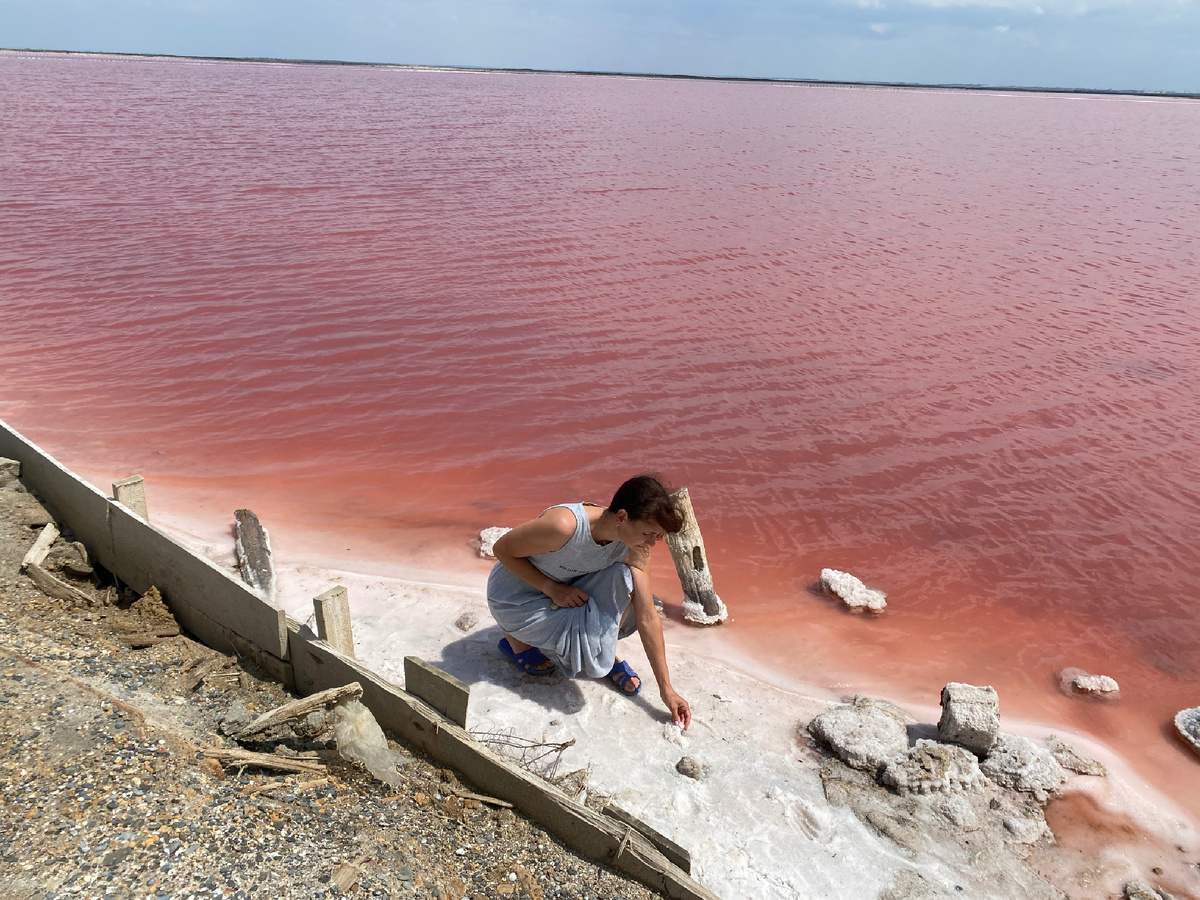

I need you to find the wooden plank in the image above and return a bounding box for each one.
[112,475,148,520]
[234,508,275,600]
[603,802,692,875]
[286,621,719,900]
[403,656,470,728]
[21,523,60,571]
[314,586,355,658]
[233,682,362,740]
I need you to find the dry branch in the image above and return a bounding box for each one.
[203,748,326,776]
[232,682,362,740]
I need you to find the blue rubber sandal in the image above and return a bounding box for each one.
[499,638,555,675]
[607,659,642,695]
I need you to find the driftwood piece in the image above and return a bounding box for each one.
[664,488,727,625]
[451,788,513,809]
[232,682,363,740]
[234,509,275,600]
[21,523,60,571]
[203,748,326,776]
[242,776,330,797]
[27,562,94,608]
[331,855,371,892]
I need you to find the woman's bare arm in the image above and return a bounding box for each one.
[493,508,590,608]
[629,562,692,729]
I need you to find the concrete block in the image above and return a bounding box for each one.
[403,656,469,728]
[112,474,148,519]
[314,586,355,658]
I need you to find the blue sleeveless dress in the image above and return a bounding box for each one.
[487,503,636,678]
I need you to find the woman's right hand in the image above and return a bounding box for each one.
[548,583,590,608]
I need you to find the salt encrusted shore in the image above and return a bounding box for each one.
[6,464,1200,900]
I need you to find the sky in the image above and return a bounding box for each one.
[0,0,1197,93]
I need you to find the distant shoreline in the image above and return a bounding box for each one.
[3,46,1198,101]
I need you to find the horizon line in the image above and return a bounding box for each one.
[3,46,1197,101]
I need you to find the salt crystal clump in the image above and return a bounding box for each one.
[807,696,909,775]
[1175,707,1200,757]
[980,734,1066,801]
[881,740,983,795]
[820,568,886,612]
[331,698,406,786]
[1072,673,1120,696]
[478,526,511,559]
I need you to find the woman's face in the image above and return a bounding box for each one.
[622,517,665,550]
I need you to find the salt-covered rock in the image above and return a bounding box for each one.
[1125,880,1180,900]
[980,734,1066,800]
[1002,815,1050,845]
[807,696,909,775]
[938,682,1000,756]
[454,612,479,632]
[478,526,511,559]
[819,568,887,611]
[1173,707,1200,757]
[675,756,703,780]
[1046,736,1107,777]
[881,740,983,795]
[1072,673,1120,696]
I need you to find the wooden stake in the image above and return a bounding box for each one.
[234,509,275,601]
[314,586,355,658]
[665,488,727,625]
[21,523,59,571]
[112,475,148,520]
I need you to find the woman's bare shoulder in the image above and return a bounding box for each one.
[535,505,578,535]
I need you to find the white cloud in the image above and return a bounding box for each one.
[869,20,893,31]
[837,0,1192,11]
[993,22,1010,29]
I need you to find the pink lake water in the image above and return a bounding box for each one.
[2,51,1200,830]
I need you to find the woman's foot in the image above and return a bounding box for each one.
[499,636,555,674]
[607,658,641,694]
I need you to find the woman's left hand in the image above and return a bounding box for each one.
[661,687,692,731]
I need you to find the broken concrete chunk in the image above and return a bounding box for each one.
[980,734,1067,800]
[938,682,1000,756]
[807,696,909,774]
[0,457,19,478]
[820,568,887,611]
[1046,736,1107,777]
[881,740,983,795]
[0,491,54,527]
[478,526,511,559]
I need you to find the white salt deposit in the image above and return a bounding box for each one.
[478,526,511,559]
[820,568,887,612]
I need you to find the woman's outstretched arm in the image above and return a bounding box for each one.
[628,559,692,730]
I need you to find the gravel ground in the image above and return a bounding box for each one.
[0,474,667,900]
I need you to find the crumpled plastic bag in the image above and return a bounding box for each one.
[331,698,406,786]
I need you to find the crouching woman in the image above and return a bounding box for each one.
[487,475,692,730]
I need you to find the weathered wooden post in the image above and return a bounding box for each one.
[665,487,728,625]
[314,585,355,658]
[112,475,148,519]
[234,508,276,601]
